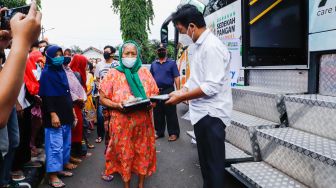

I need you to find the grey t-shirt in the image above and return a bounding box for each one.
[94,61,119,80]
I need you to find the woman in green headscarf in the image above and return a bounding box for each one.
[99,41,159,188]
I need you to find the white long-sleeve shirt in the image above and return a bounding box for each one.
[185,29,232,126]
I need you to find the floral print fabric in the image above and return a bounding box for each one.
[100,67,159,182]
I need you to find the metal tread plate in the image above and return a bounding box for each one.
[186,131,253,163]
[285,94,336,109]
[230,162,308,188]
[232,86,293,123]
[231,110,278,129]
[284,94,336,140]
[233,86,302,97]
[257,128,336,167]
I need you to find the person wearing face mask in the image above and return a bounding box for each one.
[99,41,158,188]
[150,43,180,142]
[94,45,119,144]
[39,45,76,188]
[166,4,232,188]
[39,40,49,68]
[62,54,88,165]
[64,49,72,57]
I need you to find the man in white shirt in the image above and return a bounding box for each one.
[167,4,232,188]
[94,46,119,144]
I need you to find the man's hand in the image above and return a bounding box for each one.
[166,91,185,105]
[51,112,61,128]
[10,1,41,49]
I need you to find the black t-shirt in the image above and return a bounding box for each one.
[42,94,74,128]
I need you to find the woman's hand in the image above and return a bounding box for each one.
[16,102,24,118]
[51,112,61,128]
[113,103,124,112]
[34,95,42,105]
[146,102,156,111]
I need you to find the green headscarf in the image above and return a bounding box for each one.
[115,40,147,99]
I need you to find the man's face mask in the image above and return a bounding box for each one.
[187,24,196,42]
[104,52,112,60]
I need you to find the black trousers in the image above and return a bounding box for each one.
[194,115,226,188]
[12,107,32,171]
[153,87,180,137]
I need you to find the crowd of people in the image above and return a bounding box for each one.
[0,3,232,188]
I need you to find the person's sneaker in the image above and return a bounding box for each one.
[11,171,25,182]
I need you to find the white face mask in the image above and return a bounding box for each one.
[122,57,137,68]
[179,34,194,47]
[39,47,45,53]
[187,24,195,43]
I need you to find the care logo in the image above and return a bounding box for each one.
[319,0,327,8]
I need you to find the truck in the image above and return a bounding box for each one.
[161,0,336,187]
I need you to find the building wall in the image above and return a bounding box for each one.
[82,50,104,60]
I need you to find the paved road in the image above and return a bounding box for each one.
[40,104,245,188]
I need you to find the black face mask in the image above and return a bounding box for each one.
[104,52,112,60]
[158,51,167,59]
[63,56,72,65]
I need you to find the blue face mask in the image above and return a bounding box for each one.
[46,54,64,66]
[51,56,65,66]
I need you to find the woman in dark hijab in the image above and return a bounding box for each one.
[39,45,75,188]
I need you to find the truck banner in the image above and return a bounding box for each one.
[309,0,336,51]
[204,0,242,86]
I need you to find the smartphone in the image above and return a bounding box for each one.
[0,5,31,30]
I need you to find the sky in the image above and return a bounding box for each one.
[40,0,181,50]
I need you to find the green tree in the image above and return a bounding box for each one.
[0,0,41,9]
[70,45,83,54]
[145,39,176,64]
[111,0,154,62]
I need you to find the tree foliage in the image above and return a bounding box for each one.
[70,45,83,54]
[0,0,41,9]
[111,0,154,62]
[145,40,176,64]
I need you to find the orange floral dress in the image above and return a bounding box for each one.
[100,67,159,182]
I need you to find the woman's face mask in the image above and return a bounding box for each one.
[46,54,64,66]
[122,58,137,68]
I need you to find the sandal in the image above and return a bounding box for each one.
[49,180,65,188]
[101,172,114,182]
[87,143,95,149]
[95,137,102,143]
[64,163,77,170]
[168,135,178,142]
[58,171,73,178]
[70,157,82,164]
[81,152,92,158]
